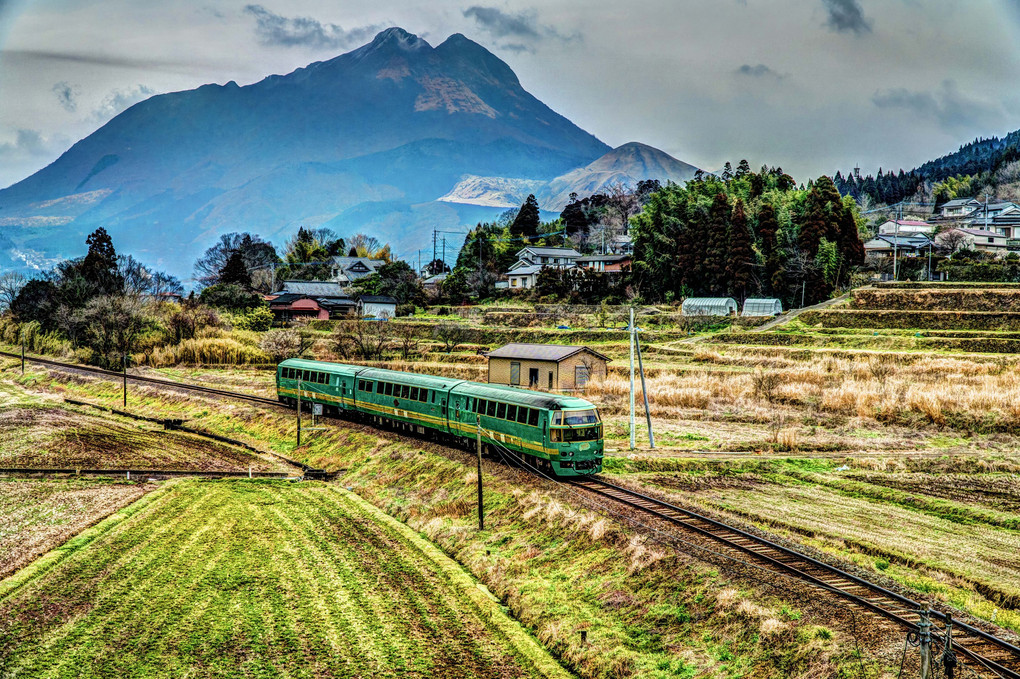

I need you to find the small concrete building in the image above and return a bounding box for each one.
[357,294,398,319]
[486,343,610,391]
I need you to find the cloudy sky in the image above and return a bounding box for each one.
[1,0,1020,188]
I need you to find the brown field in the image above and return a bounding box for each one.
[0,477,151,579]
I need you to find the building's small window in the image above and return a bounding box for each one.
[496,402,507,419]
[989,237,995,243]
[575,365,591,388]
[510,362,520,385]
[548,371,554,389]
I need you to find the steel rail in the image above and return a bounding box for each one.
[571,476,1020,679]
[0,349,281,406]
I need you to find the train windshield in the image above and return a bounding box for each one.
[562,409,599,425]
[560,424,602,442]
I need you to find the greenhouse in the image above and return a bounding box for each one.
[742,298,783,317]
[681,297,738,316]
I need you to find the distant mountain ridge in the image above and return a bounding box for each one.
[0,27,699,277]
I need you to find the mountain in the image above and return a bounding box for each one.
[537,142,700,210]
[437,142,701,212]
[0,28,610,277]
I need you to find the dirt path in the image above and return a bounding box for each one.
[751,288,857,332]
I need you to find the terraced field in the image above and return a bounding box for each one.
[0,480,571,679]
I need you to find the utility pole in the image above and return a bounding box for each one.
[893,212,900,281]
[441,237,446,273]
[629,307,636,450]
[20,332,25,374]
[432,230,437,273]
[919,605,932,679]
[296,378,302,448]
[634,323,654,448]
[122,351,128,408]
[942,613,957,679]
[476,415,484,530]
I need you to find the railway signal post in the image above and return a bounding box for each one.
[476,415,484,531]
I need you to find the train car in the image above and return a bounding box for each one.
[275,358,602,477]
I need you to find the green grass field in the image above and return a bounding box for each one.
[0,479,571,679]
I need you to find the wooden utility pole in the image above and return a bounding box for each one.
[21,334,25,374]
[296,378,302,447]
[634,326,654,448]
[942,613,957,679]
[476,415,484,530]
[122,351,128,408]
[628,307,636,450]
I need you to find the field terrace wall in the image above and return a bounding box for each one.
[800,309,1020,331]
[852,288,1020,312]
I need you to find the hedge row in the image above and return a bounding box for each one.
[851,288,1020,312]
[799,309,1020,331]
[874,281,1020,289]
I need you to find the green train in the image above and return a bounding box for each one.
[276,358,603,476]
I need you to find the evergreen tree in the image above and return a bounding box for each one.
[736,159,751,178]
[82,227,121,295]
[727,199,754,300]
[219,250,252,288]
[704,193,731,294]
[757,203,783,296]
[510,194,541,241]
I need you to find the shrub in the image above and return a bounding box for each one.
[147,338,269,366]
[233,305,273,332]
[259,329,302,362]
[199,283,263,311]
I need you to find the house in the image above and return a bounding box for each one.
[422,273,447,290]
[330,257,386,286]
[266,293,357,322]
[863,234,934,258]
[940,198,982,219]
[505,246,582,290]
[876,219,933,236]
[576,254,631,273]
[486,343,610,390]
[681,297,738,316]
[938,228,1009,254]
[357,294,398,319]
[963,200,1020,227]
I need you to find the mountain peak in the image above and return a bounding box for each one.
[368,27,431,52]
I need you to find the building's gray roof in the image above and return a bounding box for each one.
[423,273,448,284]
[277,280,348,296]
[866,234,933,247]
[517,246,582,258]
[943,198,979,208]
[958,228,1005,238]
[486,343,610,363]
[507,264,544,275]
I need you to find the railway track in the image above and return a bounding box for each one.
[570,476,1020,679]
[0,349,281,407]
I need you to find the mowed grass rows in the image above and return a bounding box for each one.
[0,480,570,679]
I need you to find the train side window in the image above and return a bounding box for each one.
[506,405,517,422]
[410,387,419,401]
[550,429,561,442]
[496,402,507,419]
[486,400,497,417]
[528,409,539,426]
[431,391,436,404]
[422,390,429,403]
[517,407,528,424]
[400,385,410,398]
[382,383,390,396]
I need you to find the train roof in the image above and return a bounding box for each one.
[278,359,597,410]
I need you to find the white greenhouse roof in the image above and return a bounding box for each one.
[742,298,783,317]
[681,297,738,316]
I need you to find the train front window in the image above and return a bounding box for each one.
[560,424,602,442]
[563,409,599,425]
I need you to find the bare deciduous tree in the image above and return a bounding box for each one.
[0,272,27,313]
[432,321,465,353]
[80,294,147,369]
[332,320,388,360]
[391,322,421,360]
[259,328,303,362]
